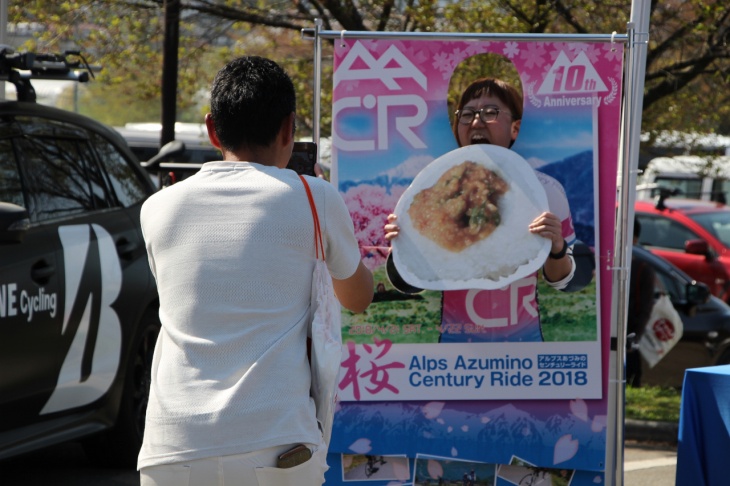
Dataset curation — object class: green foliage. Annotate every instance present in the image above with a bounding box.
[11,0,729,138]
[54,82,205,126]
[55,83,159,125]
[12,0,222,125]
[447,53,524,119]
[538,278,598,342]
[625,385,681,423]
[442,1,525,35]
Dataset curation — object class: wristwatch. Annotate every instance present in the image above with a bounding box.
[549,239,568,259]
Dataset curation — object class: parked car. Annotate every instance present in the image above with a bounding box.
[635,196,730,302]
[112,123,220,188]
[632,245,730,388]
[114,122,219,165]
[0,49,159,467]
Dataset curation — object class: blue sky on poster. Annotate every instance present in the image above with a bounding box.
[514,105,595,168]
[337,101,594,183]
[336,109,455,183]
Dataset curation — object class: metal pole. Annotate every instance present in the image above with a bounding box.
[303,29,627,44]
[312,18,323,156]
[0,0,6,45]
[0,0,8,101]
[161,0,180,148]
[605,1,651,485]
[604,22,635,485]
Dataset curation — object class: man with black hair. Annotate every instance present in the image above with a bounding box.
[138,56,373,485]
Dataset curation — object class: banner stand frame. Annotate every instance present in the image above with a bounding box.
[302,3,651,483]
[606,2,652,486]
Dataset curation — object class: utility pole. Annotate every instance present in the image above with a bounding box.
[0,0,8,100]
[160,0,180,147]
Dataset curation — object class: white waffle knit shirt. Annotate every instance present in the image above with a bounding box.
[137,161,361,469]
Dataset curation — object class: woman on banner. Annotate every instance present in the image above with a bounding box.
[384,77,593,342]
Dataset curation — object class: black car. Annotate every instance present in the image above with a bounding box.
[633,245,730,387]
[0,49,160,467]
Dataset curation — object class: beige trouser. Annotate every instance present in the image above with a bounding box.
[140,440,327,486]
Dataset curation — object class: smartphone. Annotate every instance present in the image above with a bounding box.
[287,142,318,176]
[277,444,312,469]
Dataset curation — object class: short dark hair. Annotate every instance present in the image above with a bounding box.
[209,56,296,152]
[452,78,523,147]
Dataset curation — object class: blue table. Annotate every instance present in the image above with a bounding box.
[676,365,730,485]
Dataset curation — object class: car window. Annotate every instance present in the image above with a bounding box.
[652,264,684,305]
[0,138,25,208]
[127,145,159,163]
[636,214,699,250]
[127,144,220,164]
[91,133,149,207]
[710,179,730,204]
[636,250,688,307]
[15,116,112,222]
[653,176,703,200]
[689,211,730,248]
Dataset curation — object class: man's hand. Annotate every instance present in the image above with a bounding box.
[314,162,327,180]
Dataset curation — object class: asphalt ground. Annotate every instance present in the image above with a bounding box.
[624,439,677,485]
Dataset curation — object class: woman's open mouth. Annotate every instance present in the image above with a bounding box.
[470,134,491,144]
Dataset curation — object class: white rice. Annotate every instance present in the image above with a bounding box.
[392,145,550,290]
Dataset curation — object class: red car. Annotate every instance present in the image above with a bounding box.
[635,198,730,302]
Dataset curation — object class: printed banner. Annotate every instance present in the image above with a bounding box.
[328,37,623,485]
[338,342,601,401]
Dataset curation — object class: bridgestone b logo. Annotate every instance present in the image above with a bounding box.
[41,224,122,415]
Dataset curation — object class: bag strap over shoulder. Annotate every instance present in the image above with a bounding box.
[299,175,325,262]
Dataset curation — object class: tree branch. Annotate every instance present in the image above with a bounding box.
[377,0,396,32]
[644,56,715,108]
[550,0,587,34]
[319,0,367,30]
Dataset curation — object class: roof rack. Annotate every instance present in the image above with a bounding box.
[0,46,98,102]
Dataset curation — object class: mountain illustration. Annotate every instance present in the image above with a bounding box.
[536,150,595,246]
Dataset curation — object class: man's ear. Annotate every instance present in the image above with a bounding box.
[280,112,295,147]
[205,114,222,149]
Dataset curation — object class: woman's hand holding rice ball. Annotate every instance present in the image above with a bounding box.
[528,211,572,283]
[528,211,563,251]
[384,214,400,242]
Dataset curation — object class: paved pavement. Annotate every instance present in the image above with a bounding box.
[624,439,677,485]
[623,419,678,485]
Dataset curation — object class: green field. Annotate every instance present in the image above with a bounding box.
[341,266,442,344]
[538,277,598,342]
[341,266,599,343]
[625,385,681,422]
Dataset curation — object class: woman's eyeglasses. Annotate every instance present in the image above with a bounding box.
[455,106,506,125]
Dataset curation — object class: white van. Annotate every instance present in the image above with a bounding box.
[637,155,730,204]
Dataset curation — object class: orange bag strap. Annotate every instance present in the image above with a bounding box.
[299,175,325,262]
